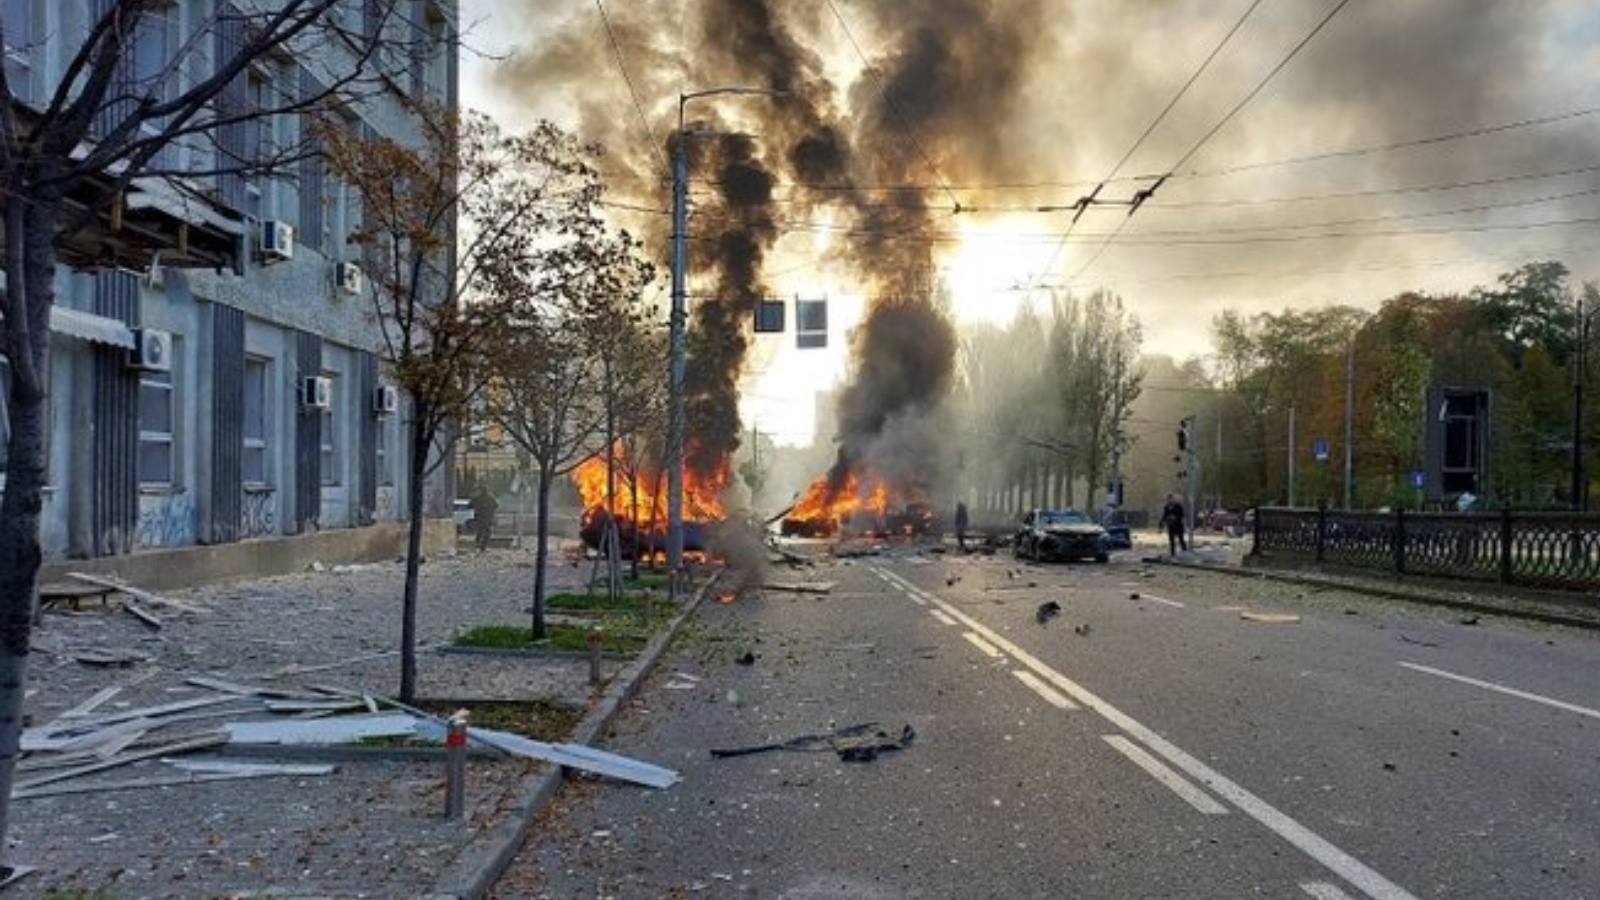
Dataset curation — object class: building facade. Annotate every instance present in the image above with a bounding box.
[1,0,459,570]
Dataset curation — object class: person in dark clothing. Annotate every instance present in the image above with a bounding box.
[1161,493,1188,555]
[954,502,970,552]
[470,489,498,552]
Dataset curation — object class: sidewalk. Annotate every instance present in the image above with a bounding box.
[1147,530,1600,631]
[6,545,714,900]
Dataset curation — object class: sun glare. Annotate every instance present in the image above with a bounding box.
[941,217,1062,326]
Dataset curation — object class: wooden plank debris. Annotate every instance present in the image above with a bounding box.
[761,581,838,594]
[168,759,336,777]
[121,600,162,630]
[72,648,153,667]
[224,712,419,745]
[66,572,205,614]
[1239,611,1301,625]
[13,731,228,793]
[460,725,680,789]
[56,685,126,720]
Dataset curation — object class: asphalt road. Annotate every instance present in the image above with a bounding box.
[492,544,1600,899]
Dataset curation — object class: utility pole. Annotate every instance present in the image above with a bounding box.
[1287,404,1298,507]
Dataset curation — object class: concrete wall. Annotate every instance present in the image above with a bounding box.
[40,518,456,593]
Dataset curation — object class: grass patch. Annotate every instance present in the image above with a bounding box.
[410,698,585,742]
[456,621,652,655]
[546,591,659,612]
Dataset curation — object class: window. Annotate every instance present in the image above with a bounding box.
[138,369,176,487]
[2,0,33,104]
[320,375,339,486]
[242,357,270,485]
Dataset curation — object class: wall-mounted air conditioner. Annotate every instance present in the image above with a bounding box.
[127,328,173,372]
[373,384,398,415]
[302,375,333,409]
[336,261,364,295]
[261,219,295,261]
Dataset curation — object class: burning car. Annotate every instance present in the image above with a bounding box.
[1014,508,1110,563]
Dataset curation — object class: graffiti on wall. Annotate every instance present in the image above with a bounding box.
[136,493,196,549]
[242,488,276,538]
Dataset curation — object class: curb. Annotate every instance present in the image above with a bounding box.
[427,569,725,900]
[1156,556,1600,631]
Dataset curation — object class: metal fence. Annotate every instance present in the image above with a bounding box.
[1252,506,1600,593]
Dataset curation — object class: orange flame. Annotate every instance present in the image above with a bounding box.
[572,442,729,527]
[784,469,902,536]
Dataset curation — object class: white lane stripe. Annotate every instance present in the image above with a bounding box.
[1013,669,1079,710]
[874,567,1419,900]
[962,631,1003,658]
[1104,734,1228,815]
[1137,593,1185,609]
[1302,882,1359,900]
[929,609,956,626]
[1400,662,1600,721]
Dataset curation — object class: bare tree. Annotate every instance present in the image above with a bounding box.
[482,191,657,639]
[0,0,413,863]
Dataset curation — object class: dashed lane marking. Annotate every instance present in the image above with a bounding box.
[929,609,957,626]
[1400,662,1600,721]
[873,566,1421,900]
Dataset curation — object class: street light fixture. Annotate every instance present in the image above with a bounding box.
[667,86,785,594]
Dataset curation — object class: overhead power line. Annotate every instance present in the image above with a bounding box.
[594,0,667,178]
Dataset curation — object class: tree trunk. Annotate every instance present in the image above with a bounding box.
[0,202,60,860]
[398,414,429,702]
[530,460,553,640]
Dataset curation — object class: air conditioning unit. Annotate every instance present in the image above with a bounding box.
[260,219,295,261]
[127,328,173,372]
[302,375,333,409]
[373,384,398,414]
[336,261,364,295]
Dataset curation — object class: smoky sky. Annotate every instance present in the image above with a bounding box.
[485,0,1598,447]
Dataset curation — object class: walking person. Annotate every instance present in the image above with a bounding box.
[470,488,498,553]
[1161,493,1188,555]
[954,501,970,553]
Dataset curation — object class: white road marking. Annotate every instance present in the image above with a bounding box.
[1103,734,1228,815]
[1013,669,1079,710]
[929,609,956,626]
[962,631,1003,658]
[874,567,1420,900]
[1302,882,1359,900]
[1400,662,1600,721]
[1137,593,1185,609]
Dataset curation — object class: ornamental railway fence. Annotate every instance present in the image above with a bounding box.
[1251,506,1600,595]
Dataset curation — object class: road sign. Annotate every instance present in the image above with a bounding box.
[1313,438,1330,462]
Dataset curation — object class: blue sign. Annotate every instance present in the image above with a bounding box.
[1410,470,1425,488]
[1312,438,1330,462]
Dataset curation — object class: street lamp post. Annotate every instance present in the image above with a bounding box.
[1573,293,1595,513]
[667,87,783,594]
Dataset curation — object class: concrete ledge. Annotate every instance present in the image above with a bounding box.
[40,519,457,592]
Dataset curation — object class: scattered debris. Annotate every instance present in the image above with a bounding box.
[946,576,961,587]
[1239,612,1301,625]
[1458,615,1481,626]
[1073,623,1092,636]
[735,652,756,666]
[710,722,915,763]
[121,600,162,630]
[1035,601,1062,625]
[225,712,419,745]
[72,648,153,668]
[761,581,838,594]
[460,725,680,788]
[66,572,204,614]
[1128,592,1141,600]
[1399,634,1441,648]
